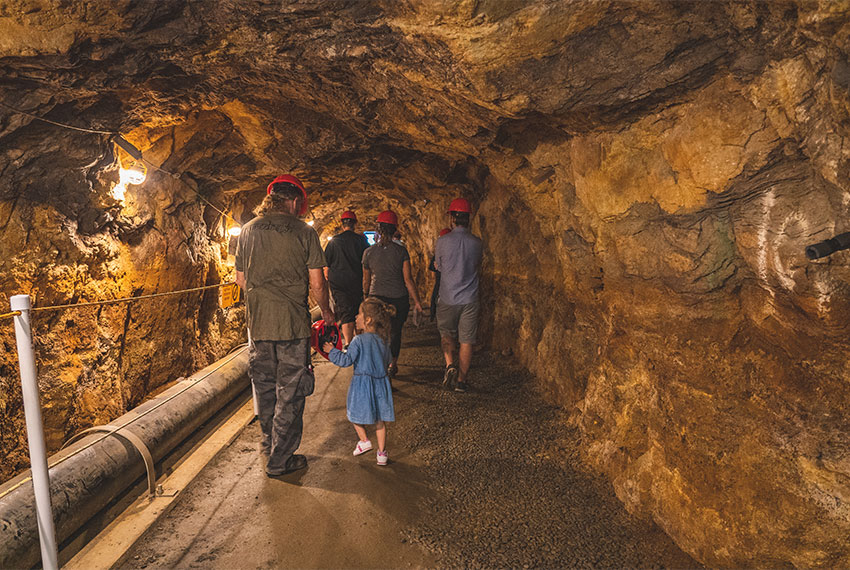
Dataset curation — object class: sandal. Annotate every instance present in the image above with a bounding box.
[442,364,458,389]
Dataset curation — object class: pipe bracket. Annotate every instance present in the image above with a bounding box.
[61,425,157,496]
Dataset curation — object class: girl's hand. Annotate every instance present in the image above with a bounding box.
[322,342,334,353]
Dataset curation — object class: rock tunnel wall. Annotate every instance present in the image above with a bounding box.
[465,9,850,565]
[1,1,850,566]
[473,120,850,567]
[0,114,247,482]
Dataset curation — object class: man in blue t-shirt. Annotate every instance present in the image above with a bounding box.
[434,198,483,393]
[324,210,369,347]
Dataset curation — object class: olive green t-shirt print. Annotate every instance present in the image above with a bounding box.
[235,213,327,341]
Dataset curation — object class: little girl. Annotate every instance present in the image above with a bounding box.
[324,297,396,465]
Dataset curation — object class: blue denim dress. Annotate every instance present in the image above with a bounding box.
[328,333,395,424]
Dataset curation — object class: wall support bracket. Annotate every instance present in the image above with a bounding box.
[62,425,157,497]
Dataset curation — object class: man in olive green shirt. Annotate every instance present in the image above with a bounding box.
[235,174,333,476]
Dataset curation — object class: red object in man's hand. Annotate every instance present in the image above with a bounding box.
[311,319,342,360]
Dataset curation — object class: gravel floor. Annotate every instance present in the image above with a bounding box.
[121,321,699,569]
[391,322,699,569]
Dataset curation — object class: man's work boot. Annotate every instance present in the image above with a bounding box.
[266,454,308,477]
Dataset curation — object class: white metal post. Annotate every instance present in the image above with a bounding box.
[10,294,59,570]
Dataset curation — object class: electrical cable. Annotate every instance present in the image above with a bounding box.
[0,101,119,135]
[140,158,237,225]
[0,101,238,227]
[0,311,21,320]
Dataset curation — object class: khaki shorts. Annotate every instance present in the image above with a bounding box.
[437,299,480,344]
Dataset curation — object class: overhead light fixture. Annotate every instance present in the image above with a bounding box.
[119,162,147,185]
[111,163,146,203]
[114,135,143,160]
[228,226,242,237]
[111,184,126,202]
[110,137,146,203]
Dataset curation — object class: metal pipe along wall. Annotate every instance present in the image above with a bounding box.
[0,347,250,569]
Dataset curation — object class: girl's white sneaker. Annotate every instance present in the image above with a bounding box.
[377,450,388,466]
[353,439,372,456]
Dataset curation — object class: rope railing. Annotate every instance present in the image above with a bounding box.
[1,282,237,319]
[0,280,244,496]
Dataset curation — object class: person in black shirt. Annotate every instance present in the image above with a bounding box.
[324,210,370,346]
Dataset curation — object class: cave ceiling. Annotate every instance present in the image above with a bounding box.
[1,0,825,229]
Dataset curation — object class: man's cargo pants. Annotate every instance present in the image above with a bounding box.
[249,338,315,474]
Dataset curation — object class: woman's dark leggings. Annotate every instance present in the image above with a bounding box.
[375,295,410,358]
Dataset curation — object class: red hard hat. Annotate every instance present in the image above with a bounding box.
[310,319,342,360]
[341,210,357,221]
[376,210,398,225]
[448,198,471,213]
[266,174,309,216]
[439,228,451,237]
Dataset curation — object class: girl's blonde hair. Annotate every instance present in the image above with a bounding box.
[360,297,396,345]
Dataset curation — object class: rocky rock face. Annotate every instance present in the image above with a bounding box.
[1,1,849,566]
[0,116,246,480]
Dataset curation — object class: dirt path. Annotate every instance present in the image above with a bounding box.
[122,323,697,569]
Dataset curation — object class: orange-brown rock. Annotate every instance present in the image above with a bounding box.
[2,1,850,566]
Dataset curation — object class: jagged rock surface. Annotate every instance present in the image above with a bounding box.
[1,1,849,566]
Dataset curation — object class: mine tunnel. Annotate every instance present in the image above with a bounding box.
[2,1,850,568]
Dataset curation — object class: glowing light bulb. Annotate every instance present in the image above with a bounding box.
[119,163,147,185]
[111,183,126,201]
[307,220,315,226]
[228,226,242,237]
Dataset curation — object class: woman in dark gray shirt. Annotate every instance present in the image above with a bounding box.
[362,210,423,379]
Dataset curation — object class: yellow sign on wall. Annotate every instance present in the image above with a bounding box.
[221,283,242,308]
